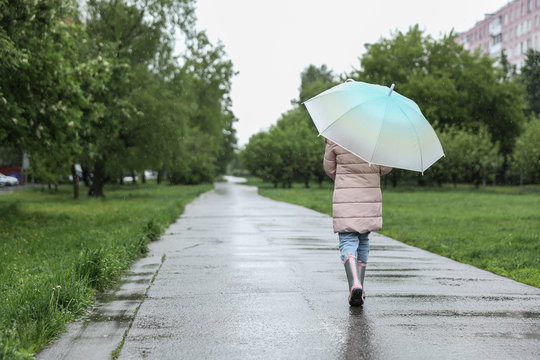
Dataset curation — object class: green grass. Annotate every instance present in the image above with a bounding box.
[0,183,211,359]
[245,179,540,288]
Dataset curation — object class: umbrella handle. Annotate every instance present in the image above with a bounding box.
[388,83,395,96]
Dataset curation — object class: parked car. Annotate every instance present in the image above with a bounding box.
[0,173,19,186]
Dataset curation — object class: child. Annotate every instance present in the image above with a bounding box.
[323,139,392,306]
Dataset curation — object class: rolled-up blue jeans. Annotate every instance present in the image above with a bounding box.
[339,232,370,264]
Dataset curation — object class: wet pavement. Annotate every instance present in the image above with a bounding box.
[39,177,540,359]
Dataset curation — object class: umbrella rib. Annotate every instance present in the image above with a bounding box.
[396,105,424,172]
[368,99,391,164]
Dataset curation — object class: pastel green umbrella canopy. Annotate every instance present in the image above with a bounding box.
[304,80,444,173]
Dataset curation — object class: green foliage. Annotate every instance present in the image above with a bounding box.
[251,181,540,288]
[241,108,326,188]
[350,25,527,158]
[243,28,533,188]
[428,126,502,186]
[1,0,236,198]
[81,1,236,196]
[0,183,211,356]
[0,0,85,176]
[520,49,540,116]
[297,64,338,104]
[241,65,334,187]
[513,115,540,183]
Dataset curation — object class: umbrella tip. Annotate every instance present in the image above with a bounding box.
[388,83,395,96]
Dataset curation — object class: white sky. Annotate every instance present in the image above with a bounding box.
[192,0,510,146]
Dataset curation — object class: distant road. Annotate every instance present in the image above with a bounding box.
[0,184,39,193]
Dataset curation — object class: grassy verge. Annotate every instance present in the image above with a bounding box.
[245,179,540,288]
[0,183,211,359]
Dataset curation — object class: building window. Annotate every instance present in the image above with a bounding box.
[493,34,502,45]
[529,0,533,12]
[505,14,508,25]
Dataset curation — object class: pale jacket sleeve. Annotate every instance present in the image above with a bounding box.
[323,143,337,180]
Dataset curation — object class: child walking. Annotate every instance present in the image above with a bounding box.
[323,139,392,306]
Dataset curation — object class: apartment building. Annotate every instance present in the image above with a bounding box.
[457,0,540,69]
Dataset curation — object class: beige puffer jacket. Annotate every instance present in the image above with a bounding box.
[324,141,392,234]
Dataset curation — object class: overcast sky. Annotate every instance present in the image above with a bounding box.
[192,0,510,146]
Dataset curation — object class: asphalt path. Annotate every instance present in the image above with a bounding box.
[39,177,540,359]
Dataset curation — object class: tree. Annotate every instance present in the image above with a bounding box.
[0,0,85,188]
[513,115,540,184]
[499,50,517,80]
[177,32,237,179]
[520,49,540,116]
[349,26,526,161]
[241,131,285,187]
[429,125,502,187]
[297,64,338,104]
[81,0,196,196]
[81,0,237,194]
[242,64,335,186]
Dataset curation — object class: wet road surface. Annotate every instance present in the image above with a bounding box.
[39,178,540,359]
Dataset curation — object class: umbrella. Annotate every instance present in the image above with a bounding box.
[303,79,444,173]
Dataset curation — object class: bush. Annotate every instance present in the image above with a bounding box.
[513,115,540,184]
[426,125,502,186]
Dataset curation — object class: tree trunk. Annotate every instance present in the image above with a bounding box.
[157,171,163,184]
[142,171,146,184]
[82,165,92,187]
[131,170,137,184]
[71,163,79,199]
[88,159,106,197]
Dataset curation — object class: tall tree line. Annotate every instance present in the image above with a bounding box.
[0,0,237,197]
[241,27,540,187]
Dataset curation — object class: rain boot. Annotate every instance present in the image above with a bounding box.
[344,253,363,306]
[358,261,367,302]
